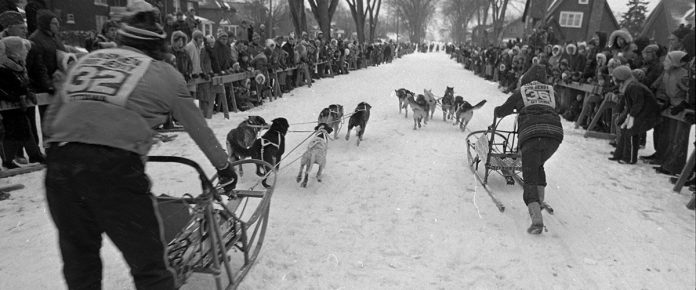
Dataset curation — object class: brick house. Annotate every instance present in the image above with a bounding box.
[523,0,620,42]
[44,0,113,32]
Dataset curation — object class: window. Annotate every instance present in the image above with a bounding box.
[559,11,583,28]
[66,14,75,24]
[579,0,589,4]
[94,0,108,6]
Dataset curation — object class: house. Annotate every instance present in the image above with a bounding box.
[44,0,111,32]
[522,0,620,42]
[640,0,695,46]
[501,18,525,42]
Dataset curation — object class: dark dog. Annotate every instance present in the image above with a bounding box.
[453,97,487,132]
[236,117,289,187]
[439,87,455,120]
[296,123,333,187]
[395,88,414,117]
[226,116,268,176]
[317,104,344,139]
[345,102,372,146]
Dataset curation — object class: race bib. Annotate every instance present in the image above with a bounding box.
[61,48,152,107]
[520,81,556,109]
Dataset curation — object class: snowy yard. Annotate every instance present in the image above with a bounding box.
[0,52,693,290]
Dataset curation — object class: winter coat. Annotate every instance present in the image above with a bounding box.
[0,64,34,141]
[618,79,660,135]
[494,65,563,146]
[184,40,202,74]
[641,58,663,89]
[26,11,66,94]
[212,39,233,72]
[23,0,45,35]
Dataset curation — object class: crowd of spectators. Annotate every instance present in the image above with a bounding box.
[0,4,415,171]
[447,24,695,191]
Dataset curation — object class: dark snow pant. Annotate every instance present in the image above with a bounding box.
[521,137,561,205]
[661,119,691,174]
[45,143,176,290]
[613,129,641,164]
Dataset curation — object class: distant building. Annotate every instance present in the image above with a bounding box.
[640,0,695,46]
[523,0,620,42]
[44,0,112,32]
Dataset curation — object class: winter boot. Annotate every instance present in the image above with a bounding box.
[527,202,544,235]
[537,186,554,213]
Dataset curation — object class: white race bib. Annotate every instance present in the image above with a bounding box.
[61,48,152,107]
[520,81,556,109]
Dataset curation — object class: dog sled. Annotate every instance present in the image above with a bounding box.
[151,156,276,290]
[466,114,523,212]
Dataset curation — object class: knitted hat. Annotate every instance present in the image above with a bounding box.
[217,30,228,39]
[117,0,166,41]
[191,29,204,40]
[611,65,633,81]
[520,64,547,86]
[642,44,659,55]
[0,11,24,29]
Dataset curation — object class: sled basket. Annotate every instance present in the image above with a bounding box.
[149,156,276,290]
[466,114,523,185]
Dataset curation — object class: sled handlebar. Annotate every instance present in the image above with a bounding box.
[147,156,216,194]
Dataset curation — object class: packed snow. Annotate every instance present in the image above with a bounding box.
[0,52,694,290]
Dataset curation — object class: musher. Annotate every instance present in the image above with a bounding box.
[494,64,564,234]
[42,2,236,289]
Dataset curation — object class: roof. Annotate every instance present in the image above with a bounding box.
[640,0,695,36]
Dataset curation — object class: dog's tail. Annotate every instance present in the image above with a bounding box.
[472,100,487,110]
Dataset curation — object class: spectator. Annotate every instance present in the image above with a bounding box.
[0,10,26,38]
[24,0,46,35]
[640,44,663,88]
[653,51,690,175]
[608,65,660,164]
[86,20,118,52]
[0,0,19,16]
[0,36,45,169]
[172,11,191,39]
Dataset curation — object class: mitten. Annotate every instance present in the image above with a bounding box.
[217,162,238,194]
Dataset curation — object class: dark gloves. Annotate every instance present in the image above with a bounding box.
[670,101,689,115]
[217,163,238,194]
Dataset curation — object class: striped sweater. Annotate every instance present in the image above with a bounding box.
[494,86,564,146]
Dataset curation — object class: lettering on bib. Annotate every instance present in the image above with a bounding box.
[520,81,556,109]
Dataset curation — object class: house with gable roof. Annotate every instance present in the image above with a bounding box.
[522,0,620,42]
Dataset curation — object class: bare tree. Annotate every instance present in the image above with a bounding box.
[307,0,340,38]
[289,0,308,36]
[391,0,436,43]
[442,0,476,43]
[490,0,511,43]
[366,0,382,42]
[346,0,368,43]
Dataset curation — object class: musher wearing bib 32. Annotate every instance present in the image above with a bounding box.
[494,64,564,235]
[42,3,236,289]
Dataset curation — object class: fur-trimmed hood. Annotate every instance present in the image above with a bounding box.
[608,29,632,49]
[552,45,562,56]
[170,30,187,46]
[565,43,577,55]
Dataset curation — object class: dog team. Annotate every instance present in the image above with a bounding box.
[396,87,487,131]
[225,101,372,188]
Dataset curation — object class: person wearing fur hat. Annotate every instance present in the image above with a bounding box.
[608,65,660,164]
[86,20,118,52]
[42,2,237,289]
[170,30,192,81]
[0,36,45,169]
[608,29,638,67]
[494,64,563,234]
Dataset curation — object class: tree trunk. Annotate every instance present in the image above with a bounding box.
[289,0,307,36]
[346,0,366,43]
[367,0,381,42]
[308,0,339,39]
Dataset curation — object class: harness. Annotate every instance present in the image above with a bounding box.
[260,131,282,159]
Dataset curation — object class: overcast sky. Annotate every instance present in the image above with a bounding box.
[606,0,660,18]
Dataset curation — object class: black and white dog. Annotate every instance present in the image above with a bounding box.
[317,104,344,139]
[453,96,487,132]
[395,88,414,117]
[236,117,289,187]
[345,102,372,146]
[296,123,333,187]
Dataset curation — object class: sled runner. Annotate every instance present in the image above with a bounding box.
[466,114,556,214]
[150,156,276,290]
[0,184,24,200]
[0,164,45,179]
[466,114,523,212]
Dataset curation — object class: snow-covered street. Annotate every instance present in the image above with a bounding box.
[0,52,694,290]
